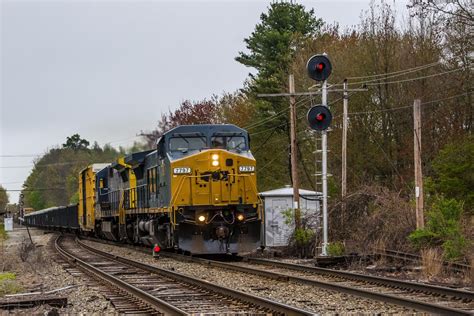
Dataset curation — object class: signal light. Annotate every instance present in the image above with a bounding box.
[307,55,332,81]
[153,244,161,258]
[307,105,332,131]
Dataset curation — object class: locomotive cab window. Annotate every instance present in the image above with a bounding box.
[211,136,225,149]
[169,136,206,155]
[157,138,166,159]
[211,135,248,151]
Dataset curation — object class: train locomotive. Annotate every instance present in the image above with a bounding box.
[25,124,262,255]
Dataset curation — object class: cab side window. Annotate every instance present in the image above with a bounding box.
[211,136,225,149]
[157,138,166,159]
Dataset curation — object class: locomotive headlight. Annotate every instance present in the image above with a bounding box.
[211,160,219,167]
[173,167,191,174]
[236,214,245,221]
[211,154,219,161]
[239,166,255,173]
[198,215,206,222]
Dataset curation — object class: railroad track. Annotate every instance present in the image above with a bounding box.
[374,249,472,274]
[56,235,312,315]
[160,252,474,315]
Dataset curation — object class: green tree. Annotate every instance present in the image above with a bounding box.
[24,137,121,210]
[62,134,90,150]
[431,136,474,212]
[0,186,9,212]
[236,2,322,87]
[236,2,323,192]
[236,2,322,131]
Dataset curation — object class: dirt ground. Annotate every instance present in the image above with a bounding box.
[0,226,116,315]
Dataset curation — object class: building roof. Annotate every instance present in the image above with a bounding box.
[259,186,322,197]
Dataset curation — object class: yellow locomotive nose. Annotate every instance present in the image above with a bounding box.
[211,154,219,166]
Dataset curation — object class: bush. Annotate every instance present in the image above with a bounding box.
[281,208,318,258]
[327,241,345,256]
[329,185,416,252]
[409,196,467,261]
[294,228,314,247]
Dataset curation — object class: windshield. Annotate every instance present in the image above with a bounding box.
[211,135,247,151]
[169,136,206,153]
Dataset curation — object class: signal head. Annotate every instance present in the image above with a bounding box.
[307,105,332,131]
[307,55,332,81]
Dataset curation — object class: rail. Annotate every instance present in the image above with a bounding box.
[160,252,473,315]
[73,236,313,315]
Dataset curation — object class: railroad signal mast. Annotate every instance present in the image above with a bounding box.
[306,54,332,256]
[257,54,365,256]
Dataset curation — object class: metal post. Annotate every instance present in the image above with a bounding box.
[321,80,328,256]
[341,79,348,230]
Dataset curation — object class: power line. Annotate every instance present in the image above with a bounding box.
[0,154,42,158]
[0,161,89,169]
[347,92,471,116]
[258,154,282,172]
[345,61,441,80]
[4,188,66,192]
[362,67,467,86]
[245,96,311,131]
[252,126,279,154]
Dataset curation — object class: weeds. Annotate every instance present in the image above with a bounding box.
[327,241,345,256]
[420,248,444,279]
[0,272,15,282]
[0,225,7,240]
[0,272,22,296]
[19,237,35,263]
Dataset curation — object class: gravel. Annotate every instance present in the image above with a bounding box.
[82,239,416,314]
[1,228,116,315]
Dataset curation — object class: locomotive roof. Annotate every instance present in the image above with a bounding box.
[163,124,247,138]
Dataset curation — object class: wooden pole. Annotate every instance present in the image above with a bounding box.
[289,74,301,229]
[413,99,424,229]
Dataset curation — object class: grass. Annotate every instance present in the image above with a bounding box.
[421,248,444,279]
[0,272,16,282]
[0,225,7,240]
[0,272,22,296]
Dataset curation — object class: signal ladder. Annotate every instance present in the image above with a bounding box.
[313,130,331,255]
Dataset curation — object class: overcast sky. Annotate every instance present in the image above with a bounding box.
[1,0,408,203]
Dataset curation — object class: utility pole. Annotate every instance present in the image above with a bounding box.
[289,74,301,229]
[413,99,424,229]
[341,79,348,229]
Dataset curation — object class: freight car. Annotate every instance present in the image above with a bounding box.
[24,205,79,231]
[26,124,262,255]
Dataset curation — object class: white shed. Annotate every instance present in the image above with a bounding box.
[260,186,321,247]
